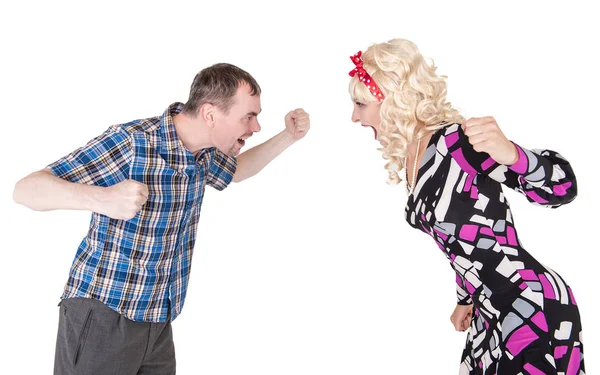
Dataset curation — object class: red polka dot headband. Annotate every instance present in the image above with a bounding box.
[349,51,384,102]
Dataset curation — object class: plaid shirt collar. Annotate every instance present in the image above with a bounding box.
[158,102,212,169]
[159,102,187,153]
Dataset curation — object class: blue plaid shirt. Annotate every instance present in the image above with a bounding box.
[48,102,237,322]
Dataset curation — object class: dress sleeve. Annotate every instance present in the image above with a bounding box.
[455,272,473,305]
[444,124,577,208]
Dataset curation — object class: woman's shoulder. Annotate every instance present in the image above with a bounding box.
[429,122,463,150]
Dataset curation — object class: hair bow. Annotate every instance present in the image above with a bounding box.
[349,51,384,101]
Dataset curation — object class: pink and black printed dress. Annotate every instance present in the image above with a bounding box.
[405,124,584,374]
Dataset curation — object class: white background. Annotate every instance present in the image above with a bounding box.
[1,1,598,373]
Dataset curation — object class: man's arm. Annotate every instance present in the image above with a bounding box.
[234,108,310,182]
[13,126,148,220]
[14,168,102,212]
[13,169,148,220]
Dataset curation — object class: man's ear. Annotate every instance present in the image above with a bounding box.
[200,103,216,128]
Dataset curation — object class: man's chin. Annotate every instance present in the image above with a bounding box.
[226,145,241,157]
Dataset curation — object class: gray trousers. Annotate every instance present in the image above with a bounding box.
[54,298,176,375]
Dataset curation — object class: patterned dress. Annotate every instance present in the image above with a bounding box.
[405,124,584,374]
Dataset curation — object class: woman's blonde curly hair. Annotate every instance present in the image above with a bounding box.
[349,38,465,184]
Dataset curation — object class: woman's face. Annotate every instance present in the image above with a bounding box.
[351,100,382,140]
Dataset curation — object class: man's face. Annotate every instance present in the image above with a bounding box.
[212,83,262,156]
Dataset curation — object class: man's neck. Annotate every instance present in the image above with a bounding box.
[172,112,213,155]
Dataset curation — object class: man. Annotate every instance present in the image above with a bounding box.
[13,63,310,374]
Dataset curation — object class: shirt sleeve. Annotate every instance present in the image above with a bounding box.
[47,125,132,187]
[444,124,577,208]
[206,148,237,191]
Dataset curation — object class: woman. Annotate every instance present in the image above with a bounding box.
[348,39,584,374]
